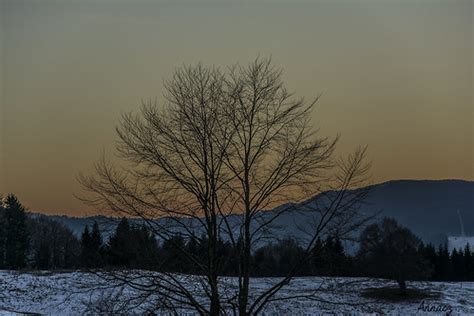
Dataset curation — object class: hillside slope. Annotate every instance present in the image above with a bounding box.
[46,179,474,247]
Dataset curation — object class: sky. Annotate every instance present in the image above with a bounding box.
[0,0,472,216]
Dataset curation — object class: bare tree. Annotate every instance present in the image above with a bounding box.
[78,57,372,315]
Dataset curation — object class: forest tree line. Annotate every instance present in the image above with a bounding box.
[1,194,473,282]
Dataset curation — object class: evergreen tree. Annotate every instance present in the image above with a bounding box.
[0,198,5,268]
[63,229,81,269]
[420,243,438,279]
[276,239,305,276]
[464,244,473,281]
[310,237,324,275]
[80,225,91,267]
[90,221,104,267]
[451,248,465,281]
[91,222,103,250]
[133,225,159,269]
[107,218,132,267]
[80,221,103,268]
[217,239,236,276]
[161,234,187,272]
[252,243,278,277]
[325,236,347,276]
[310,236,350,277]
[251,239,305,277]
[3,194,29,269]
[321,237,334,275]
[436,244,451,281]
[185,236,200,274]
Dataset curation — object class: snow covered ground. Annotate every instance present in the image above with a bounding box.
[0,270,473,315]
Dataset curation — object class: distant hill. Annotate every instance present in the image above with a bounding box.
[356,179,474,244]
[42,179,474,248]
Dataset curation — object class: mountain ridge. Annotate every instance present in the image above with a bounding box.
[29,179,474,247]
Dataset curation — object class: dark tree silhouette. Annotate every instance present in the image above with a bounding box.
[0,196,5,268]
[80,225,91,267]
[464,244,474,281]
[160,234,187,273]
[107,218,131,267]
[0,195,80,270]
[78,57,371,315]
[3,194,29,269]
[90,221,104,266]
[451,248,465,281]
[252,238,306,277]
[357,217,431,295]
[80,222,103,268]
[419,243,438,279]
[106,218,160,269]
[436,243,451,281]
[29,215,80,270]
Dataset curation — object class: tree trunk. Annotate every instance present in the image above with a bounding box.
[209,216,221,316]
[397,278,407,296]
[238,156,252,316]
[210,290,221,316]
[238,222,251,316]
